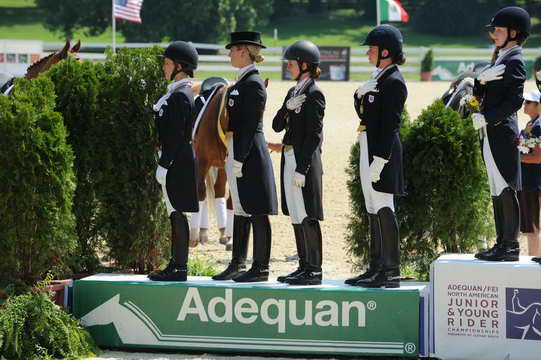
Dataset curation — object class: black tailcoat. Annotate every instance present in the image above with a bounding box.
[353,65,407,195]
[155,84,199,212]
[226,69,278,215]
[473,48,525,191]
[272,79,325,220]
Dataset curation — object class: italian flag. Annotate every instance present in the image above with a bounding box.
[378,0,409,23]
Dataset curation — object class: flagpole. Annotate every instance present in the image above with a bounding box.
[112,0,116,54]
[376,0,381,26]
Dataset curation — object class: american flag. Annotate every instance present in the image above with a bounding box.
[113,0,143,23]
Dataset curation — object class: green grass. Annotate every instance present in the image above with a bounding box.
[259,10,488,49]
[0,0,34,7]
[0,1,125,42]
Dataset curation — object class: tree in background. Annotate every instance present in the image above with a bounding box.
[35,0,273,43]
[411,0,523,36]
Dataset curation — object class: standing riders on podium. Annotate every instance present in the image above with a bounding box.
[346,25,408,288]
[272,40,326,286]
[472,7,530,262]
[212,32,279,283]
[149,41,199,282]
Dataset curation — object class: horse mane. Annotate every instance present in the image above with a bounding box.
[194,85,228,168]
[24,40,81,80]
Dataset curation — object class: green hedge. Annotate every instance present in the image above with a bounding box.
[91,47,170,272]
[0,77,76,286]
[47,58,103,273]
[346,101,493,280]
[1,47,175,287]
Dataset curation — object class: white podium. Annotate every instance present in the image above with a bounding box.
[431,254,541,360]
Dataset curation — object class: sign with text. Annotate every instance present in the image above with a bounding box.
[74,274,425,357]
[431,254,541,360]
[282,46,350,81]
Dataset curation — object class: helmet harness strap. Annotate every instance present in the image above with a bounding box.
[295,59,311,81]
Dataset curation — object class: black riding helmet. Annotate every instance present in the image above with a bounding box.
[162,41,199,80]
[284,40,320,80]
[363,24,403,67]
[486,7,531,47]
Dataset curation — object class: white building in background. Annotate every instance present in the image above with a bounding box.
[0,40,43,79]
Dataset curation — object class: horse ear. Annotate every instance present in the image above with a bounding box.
[59,40,70,57]
[71,40,81,53]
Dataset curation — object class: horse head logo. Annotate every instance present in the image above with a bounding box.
[80,294,122,327]
[79,294,160,345]
[506,288,541,340]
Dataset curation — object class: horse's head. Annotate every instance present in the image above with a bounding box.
[24,40,81,80]
[80,294,121,327]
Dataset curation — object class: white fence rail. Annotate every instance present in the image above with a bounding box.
[44,42,541,74]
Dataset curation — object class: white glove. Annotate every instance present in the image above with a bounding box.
[369,156,388,183]
[155,165,168,185]
[286,94,306,111]
[477,64,505,85]
[355,78,379,99]
[293,172,305,187]
[472,113,487,130]
[233,160,243,178]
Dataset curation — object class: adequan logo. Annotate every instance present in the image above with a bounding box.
[506,287,541,340]
[177,288,369,333]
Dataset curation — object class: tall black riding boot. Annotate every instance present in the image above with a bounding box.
[477,188,520,261]
[277,224,306,283]
[234,215,271,282]
[475,196,503,259]
[356,207,400,288]
[345,213,382,285]
[149,211,189,281]
[287,218,322,285]
[212,215,250,280]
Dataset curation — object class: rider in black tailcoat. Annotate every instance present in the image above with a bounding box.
[212,32,278,283]
[472,7,530,262]
[149,41,199,282]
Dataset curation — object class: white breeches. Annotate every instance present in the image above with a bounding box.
[161,184,175,216]
[482,136,509,196]
[225,137,249,217]
[283,148,309,224]
[225,209,234,237]
[358,132,394,214]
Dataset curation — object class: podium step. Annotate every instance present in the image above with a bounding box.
[431,254,541,360]
[74,274,429,357]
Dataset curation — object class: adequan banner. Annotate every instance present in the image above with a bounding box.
[74,274,425,357]
[431,254,541,360]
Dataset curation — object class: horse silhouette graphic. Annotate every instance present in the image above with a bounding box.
[506,288,541,340]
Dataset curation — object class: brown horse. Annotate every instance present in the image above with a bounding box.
[192,79,269,203]
[1,40,81,95]
[25,40,81,80]
[192,84,230,202]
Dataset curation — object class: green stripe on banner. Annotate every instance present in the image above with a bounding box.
[380,0,389,21]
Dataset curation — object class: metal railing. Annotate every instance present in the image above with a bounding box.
[43,42,541,74]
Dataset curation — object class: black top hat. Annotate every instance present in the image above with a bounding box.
[225,31,266,49]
